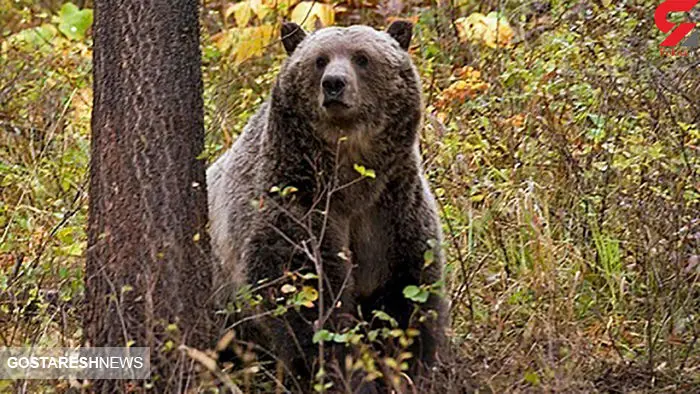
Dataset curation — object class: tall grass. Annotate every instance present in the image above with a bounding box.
[1,0,698,392]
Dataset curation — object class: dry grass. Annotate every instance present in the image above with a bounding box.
[1,0,698,392]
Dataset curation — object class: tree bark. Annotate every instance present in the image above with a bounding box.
[85,1,212,391]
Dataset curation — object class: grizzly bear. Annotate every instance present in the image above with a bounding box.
[207,21,446,389]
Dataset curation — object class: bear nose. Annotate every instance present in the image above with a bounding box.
[322,75,346,98]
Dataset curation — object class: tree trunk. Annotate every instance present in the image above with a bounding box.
[85,1,212,391]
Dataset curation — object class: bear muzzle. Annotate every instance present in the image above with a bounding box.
[322,75,346,100]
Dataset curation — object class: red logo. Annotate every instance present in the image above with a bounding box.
[655,0,698,46]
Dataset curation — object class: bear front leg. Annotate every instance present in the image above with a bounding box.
[381,192,447,374]
[244,211,355,385]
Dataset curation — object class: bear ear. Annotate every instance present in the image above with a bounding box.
[386,20,413,51]
[281,22,307,55]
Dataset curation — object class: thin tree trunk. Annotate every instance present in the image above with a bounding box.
[85,1,212,391]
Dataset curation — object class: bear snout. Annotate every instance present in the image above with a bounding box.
[318,58,357,111]
[321,74,354,111]
[322,75,346,99]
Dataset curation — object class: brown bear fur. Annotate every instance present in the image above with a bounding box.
[207,21,447,390]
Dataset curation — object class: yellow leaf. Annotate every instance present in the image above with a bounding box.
[249,0,271,20]
[290,1,334,30]
[504,113,525,128]
[223,3,235,20]
[236,25,274,63]
[263,0,298,11]
[455,12,514,48]
[483,12,514,47]
[301,286,319,301]
[457,66,481,80]
[455,13,487,42]
[225,2,253,27]
[214,26,275,64]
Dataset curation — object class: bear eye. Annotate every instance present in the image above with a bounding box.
[315,56,329,69]
[354,53,369,67]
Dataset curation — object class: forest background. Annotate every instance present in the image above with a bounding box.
[1,0,698,392]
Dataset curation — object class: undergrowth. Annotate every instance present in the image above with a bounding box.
[1,0,698,392]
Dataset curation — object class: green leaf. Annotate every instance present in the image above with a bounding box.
[300,272,318,280]
[470,193,485,202]
[403,285,429,303]
[332,333,349,343]
[313,381,334,392]
[162,340,175,352]
[403,285,420,298]
[312,329,333,343]
[372,310,398,327]
[281,186,298,197]
[56,227,75,244]
[293,286,318,308]
[58,3,93,41]
[524,370,540,385]
[353,163,376,179]
[423,249,435,267]
[5,24,59,51]
[587,114,605,128]
[368,330,379,341]
[273,305,287,316]
[60,241,85,257]
[388,329,404,338]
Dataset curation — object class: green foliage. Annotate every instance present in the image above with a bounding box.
[414,0,698,390]
[56,2,93,41]
[3,24,59,51]
[403,284,430,303]
[1,4,92,374]
[312,329,334,344]
[353,163,376,179]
